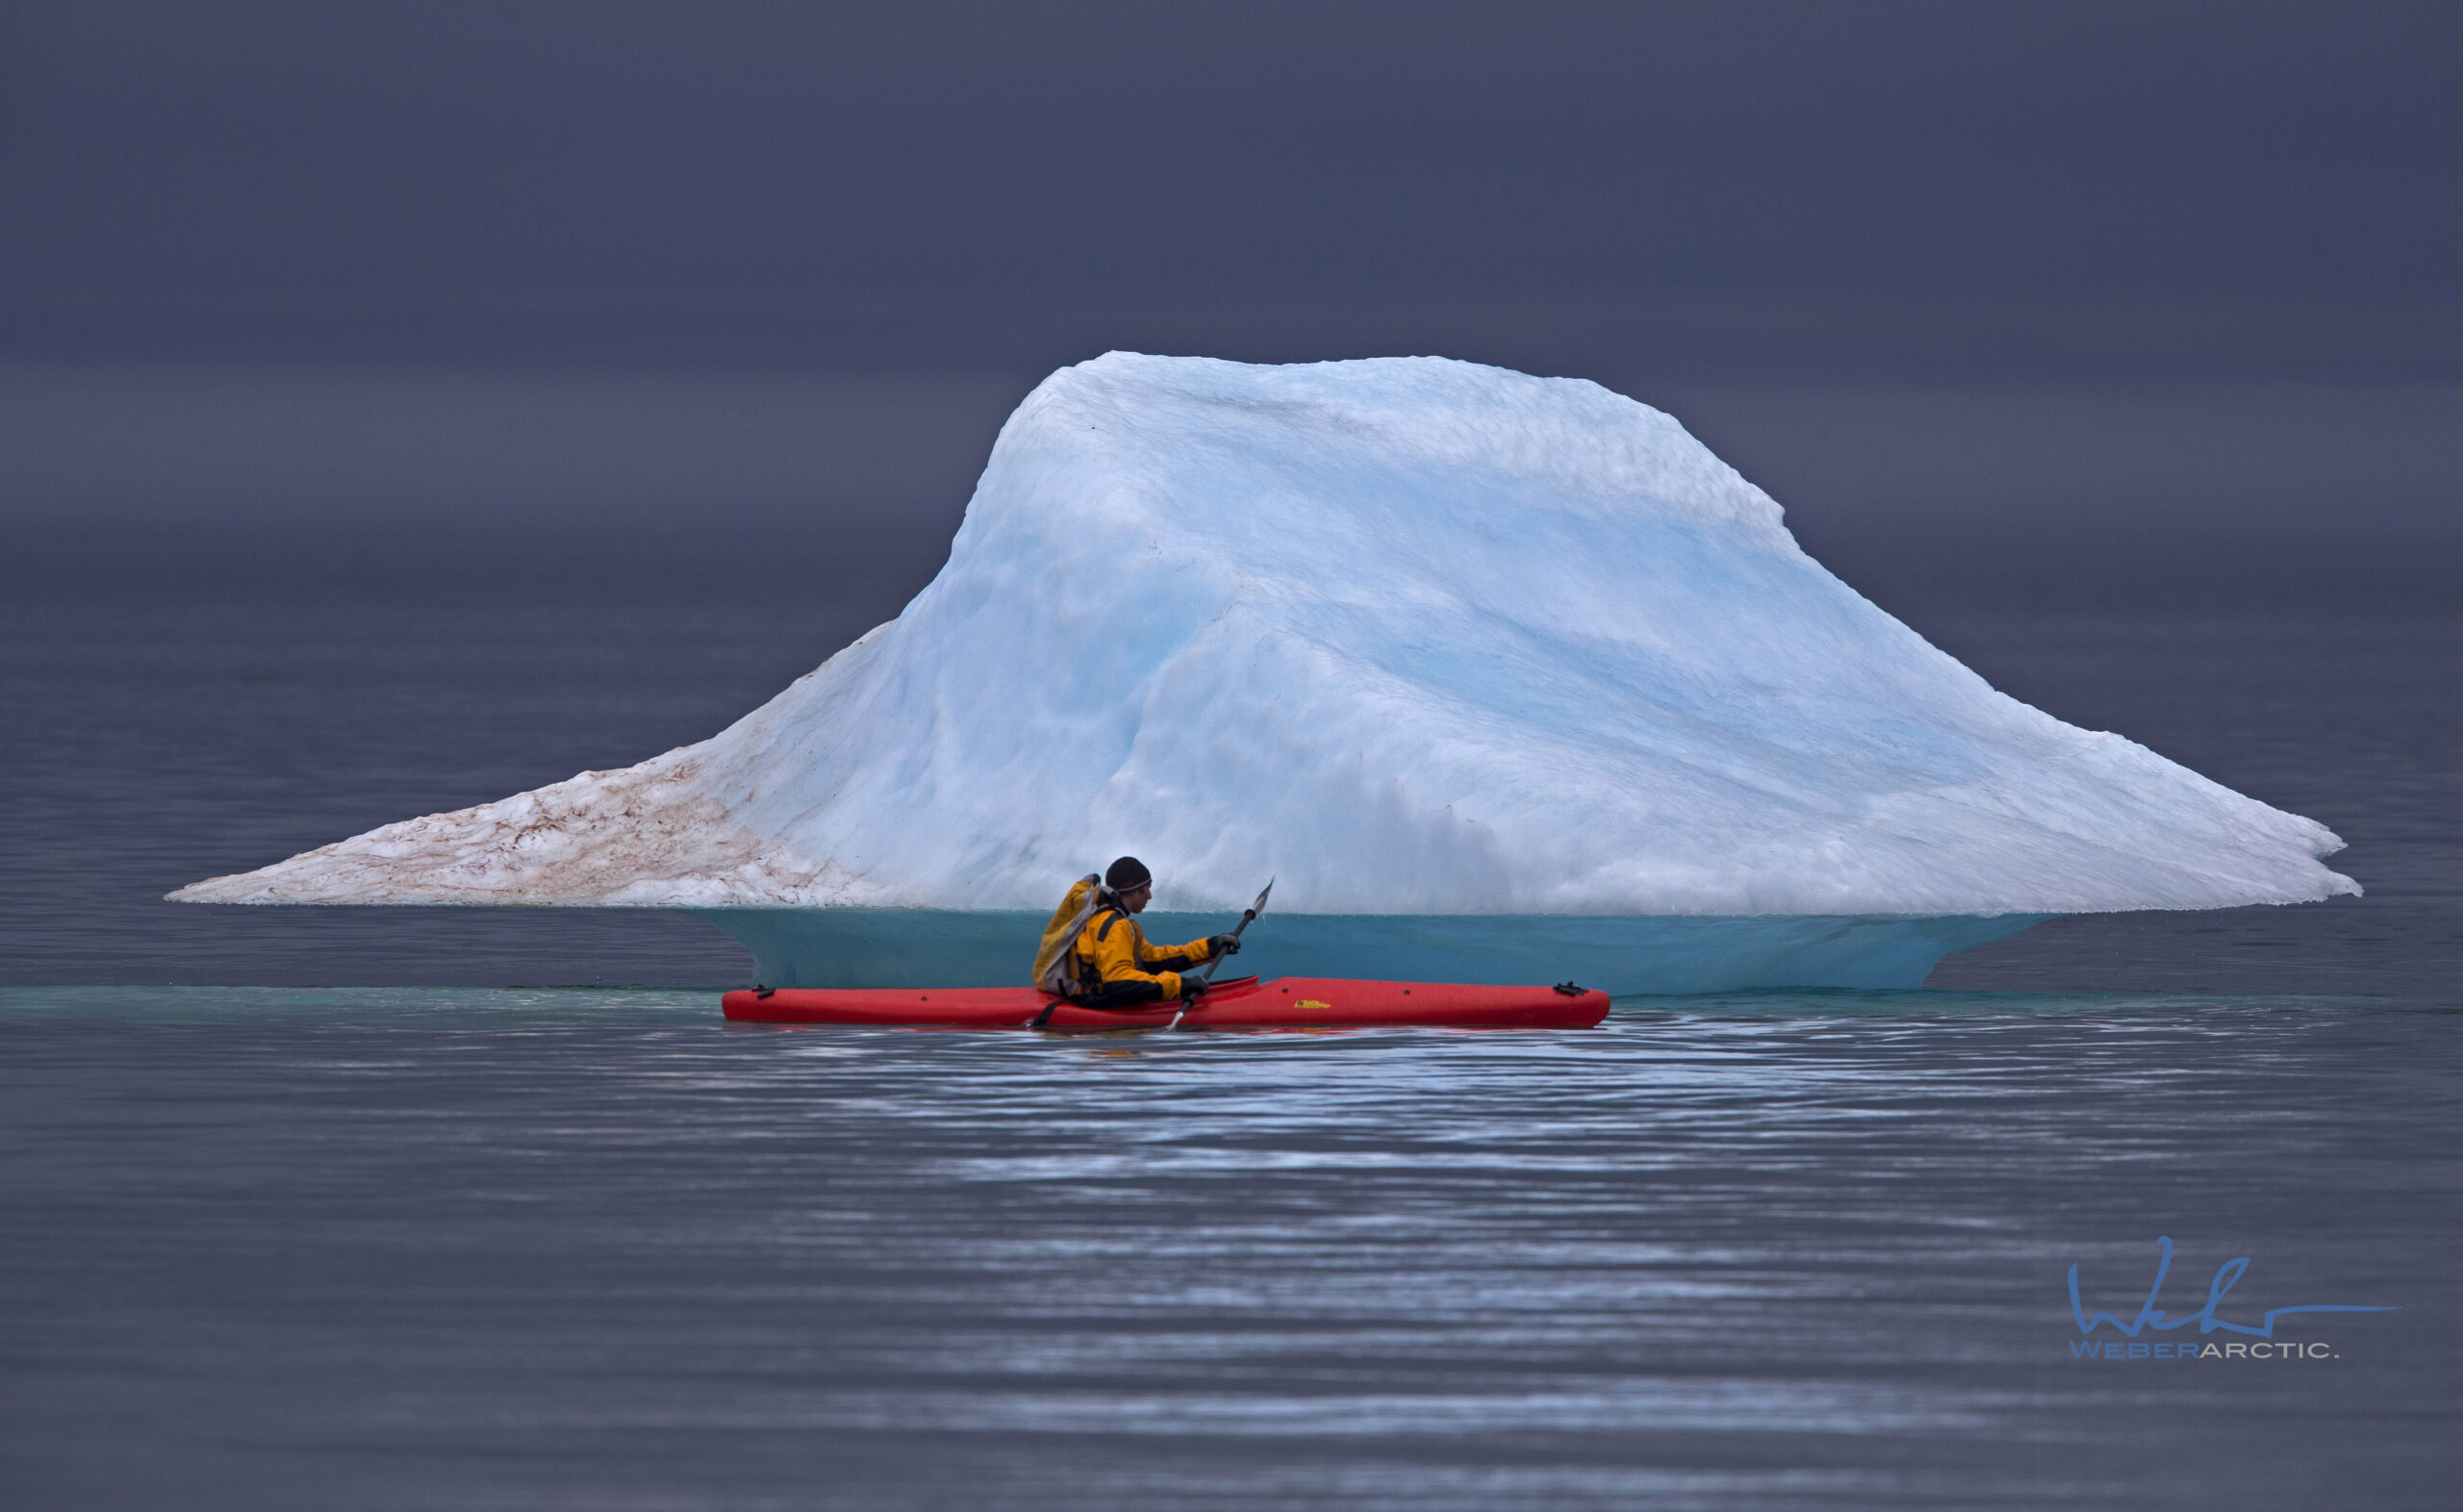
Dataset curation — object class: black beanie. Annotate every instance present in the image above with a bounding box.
[1105,856,1153,891]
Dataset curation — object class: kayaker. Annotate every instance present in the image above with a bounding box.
[1031,856,1241,1008]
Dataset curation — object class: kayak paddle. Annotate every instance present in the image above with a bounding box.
[1199,877,1273,983]
[1166,878,1273,1031]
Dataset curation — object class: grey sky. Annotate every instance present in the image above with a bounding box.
[8,1,2457,376]
[3,2,2457,536]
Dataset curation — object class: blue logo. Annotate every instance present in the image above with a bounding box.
[2067,1237,2395,1354]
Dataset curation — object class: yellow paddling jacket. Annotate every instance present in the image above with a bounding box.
[1031,874,1219,1000]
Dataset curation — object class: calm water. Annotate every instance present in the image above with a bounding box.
[3,527,2458,1507]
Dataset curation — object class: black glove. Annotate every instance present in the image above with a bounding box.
[1206,933,1242,957]
[1180,975,1209,998]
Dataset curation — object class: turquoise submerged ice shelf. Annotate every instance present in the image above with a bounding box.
[694,909,2050,995]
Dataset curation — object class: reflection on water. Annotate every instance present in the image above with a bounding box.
[3,988,2454,1509]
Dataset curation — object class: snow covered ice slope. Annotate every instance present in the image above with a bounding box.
[174,353,2357,992]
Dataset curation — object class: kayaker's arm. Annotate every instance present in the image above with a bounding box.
[1133,929,1217,972]
[1083,912,1206,999]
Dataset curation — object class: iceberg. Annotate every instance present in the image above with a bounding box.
[174,353,2357,992]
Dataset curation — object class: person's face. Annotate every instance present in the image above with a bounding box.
[1123,883,1152,914]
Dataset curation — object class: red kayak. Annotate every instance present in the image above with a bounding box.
[722,974,1610,1031]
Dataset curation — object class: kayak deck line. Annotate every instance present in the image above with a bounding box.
[721,975,1610,1031]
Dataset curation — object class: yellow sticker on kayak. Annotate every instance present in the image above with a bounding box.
[1296,998,1333,1010]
